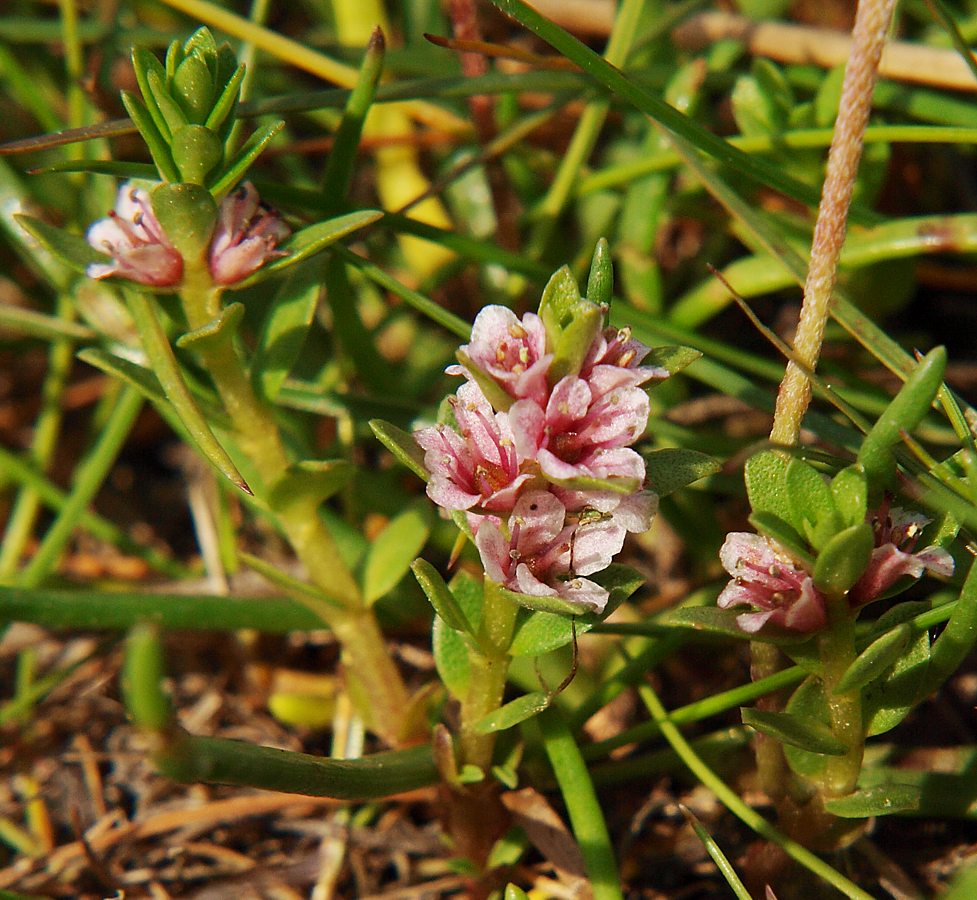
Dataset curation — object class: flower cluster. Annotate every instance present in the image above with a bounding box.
[416,305,667,613]
[87,182,289,288]
[718,502,954,634]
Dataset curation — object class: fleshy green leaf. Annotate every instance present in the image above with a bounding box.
[742,707,847,756]
[858,345,947,492]
[229,209,383,289]
[835,623,914,695]
[831,465,869,529]
[433,572,484,697]
[209,119,285,200]
[508,564,642,656]
[16,214,108,275]
[824,784,921,818]
[369,419,428,481]
[786,457,840,550]
[267,460,355,511]
[644,447,720,497]
[252,263,321,400]
[924,554,977,695]
[472,691,550,734]
[175,301,244,351]
[361,502,432,605]
[812,522,874,597]
[643,344,701,376]
[411,559,473,634]
[864,626,931,736]
[121,90,180,182]
[745,450,792,524]
[585,237,613,306]
[542,472,640,496]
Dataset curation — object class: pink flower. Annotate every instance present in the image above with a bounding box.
[414,382,533,513]
[475,490,626,613]
[717,533,827,634]
[451,306,552,405]
[848,503,954,606]
[509,374,649,487]
[86,183,184,287]
[209,182,290,285]
[580,325,668,390]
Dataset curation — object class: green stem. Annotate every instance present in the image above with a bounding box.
[178,265,412,744]
[458,580,518,771]
[818,595,863,798]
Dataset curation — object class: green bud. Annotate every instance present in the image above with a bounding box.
[182,27,219,78]
[812,522,874,598]
[173,56,214,124]
[171,124,223,184]
[539,265,604,384]
[151,182,218,260]
[586,237,613,306]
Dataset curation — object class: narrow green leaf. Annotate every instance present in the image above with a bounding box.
[369,418,428,481]
[29,160,158,180]
[77,347,168,408]
[812,522,874,597]
[857,346,947,491]
[863,626,931,736]
[585,237,613,306]
[121,91,180,182]
[411,559,473,634]
[209,119,284,200]
[229,209,383,289]
[543,472,640,496]
[126,290,250,494]
[15,213,108,275]
[644,447,720,497]
[433,572,484,696]
[253,263,321,400]
[362,502,432,605]
[146,69,189,134]
[132,46,173,140]
[824,784,921,818]
[204,63,245,132]
[123,624,172,732]
[741,707,847,756]
[238,550,343,612]
[681,806,752,900]
[155,733,439,799]
[174,301,245,350]
[924,554,977,695]
[267,460,355,511]
[835,623,913,695]
[472,692,550,734]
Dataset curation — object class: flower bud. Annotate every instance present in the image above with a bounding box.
[171,124,223,184]
[539,266,604,384]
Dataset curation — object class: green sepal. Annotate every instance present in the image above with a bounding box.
[644,447,720,496]
[831,464,869,528]
[151,182,217,259]
[361,501,432,605]
[786,457,840,551]
[267,459,355,511]
[123,623,173,732]
[858,345,947,493]
[741,707,847,756]
[175,302,244,351]
[173,55,214,124]
[208,120,285,202]
[745,450,791,524]
[171,124,224,184]
[228,209,384,289]
[120,91,180,182]
[812,522,874,597]
[835,623,913,695]
[643,345,701,376]
[823,784,921,818]
[538,265,603,384]
[748,511,814,569]
[454,348,515,412]
[369,419,428,481]
[472,691,550,735]
[164,38,182,81]
[585,237,613,306]
[15,213,109,275]
[411,559,474,634]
